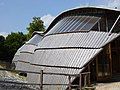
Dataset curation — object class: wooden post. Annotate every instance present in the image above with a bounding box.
[84,74,87,87]
[106,17,108,32]
[108,44,112,77]
[88,65,91,86]
[88,72,91,86]
[96,57,99,82]
[79,73,82,90]
[40,70,43,90]
[98,21,101,31]
[68,75,71,90]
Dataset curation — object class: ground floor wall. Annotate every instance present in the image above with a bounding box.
[88,36,120,83]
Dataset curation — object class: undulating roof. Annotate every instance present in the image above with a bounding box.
[26,34,43,46]
[39,31,119,48]
[13,34,43,62]
[32,32,119,90]
[12,33,43,84]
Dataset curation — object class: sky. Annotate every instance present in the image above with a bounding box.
[0,0,120,37]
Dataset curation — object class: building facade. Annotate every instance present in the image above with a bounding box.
[13,7,120,90]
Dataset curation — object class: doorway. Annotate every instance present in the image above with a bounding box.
[97,48,111,82]
[111,37,120,75]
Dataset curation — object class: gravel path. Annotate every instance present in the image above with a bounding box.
[95,82,120,90]
[0,65,39,90]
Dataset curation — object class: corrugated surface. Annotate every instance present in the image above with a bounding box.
[26,34,43,45]
[30,48,102,90]
[39,31,119,48]
[104,33,120,46]
[24,64,82,89]
[19,53,34,63]
[15,61,31,71]
[12,55,20,62]
[12,34,42,88]
[14,48,102,89]
[12,45,37,62]
[33,49,101,68]
[12,34,43,87]
[20,45,37,53]
[13,33,43,62]
[12,30,119,90]
[11,7,120,90]
[43,85,67,90]
[35,31,119,90]
[13,61,40,85]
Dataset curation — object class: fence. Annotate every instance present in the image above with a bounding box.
[0,68,91,90]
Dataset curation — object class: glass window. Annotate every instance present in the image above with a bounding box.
[81,17,101,31]
[70,16,86,32]
[47,18,67,34]
[65,16,82,32]
[46,16,101,35]
[62,16,79,32]
[58,17,76,33]
[75,16,91,31]
[55,17,70,33]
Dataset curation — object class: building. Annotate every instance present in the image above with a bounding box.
[12,31,43,84]
[13,7,120,90]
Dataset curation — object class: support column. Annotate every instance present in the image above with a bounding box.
[68,75,71,90]
[79,73,82,90]
[106,17,108,32]
[84,75,87,87]
[108,44,112,77]
[40,70,43,90]
[98,21,101,31]
[88,65,91,86]
[96,57,99,81]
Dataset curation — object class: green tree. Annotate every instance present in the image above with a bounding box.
[0,35,6,61]
[27,17,45,39]
[4,32,27,63]
[0,35,5,42]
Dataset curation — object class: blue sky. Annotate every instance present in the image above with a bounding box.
[0,0,119,36]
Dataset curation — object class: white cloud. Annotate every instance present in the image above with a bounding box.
[0,32,8,37]
[94,0,120,9]
[41,14,55,29]
[76,0,120,10]
[107,0,120,9]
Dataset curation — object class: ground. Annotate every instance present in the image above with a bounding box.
[95,82,120,90]
[0,63,38,90]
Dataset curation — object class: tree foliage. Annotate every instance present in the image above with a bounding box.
[0,16,45,63]
[0,32,27,63]
[0,36,6,62]
[27,17,45,39]
[0,35,5,42]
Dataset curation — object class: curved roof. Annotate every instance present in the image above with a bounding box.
[26,34,43,46]
[32,31,44,37]
[13,7,120,89]
[38,31,119,49]
[13,32,43,62]
[45,6,120,33]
